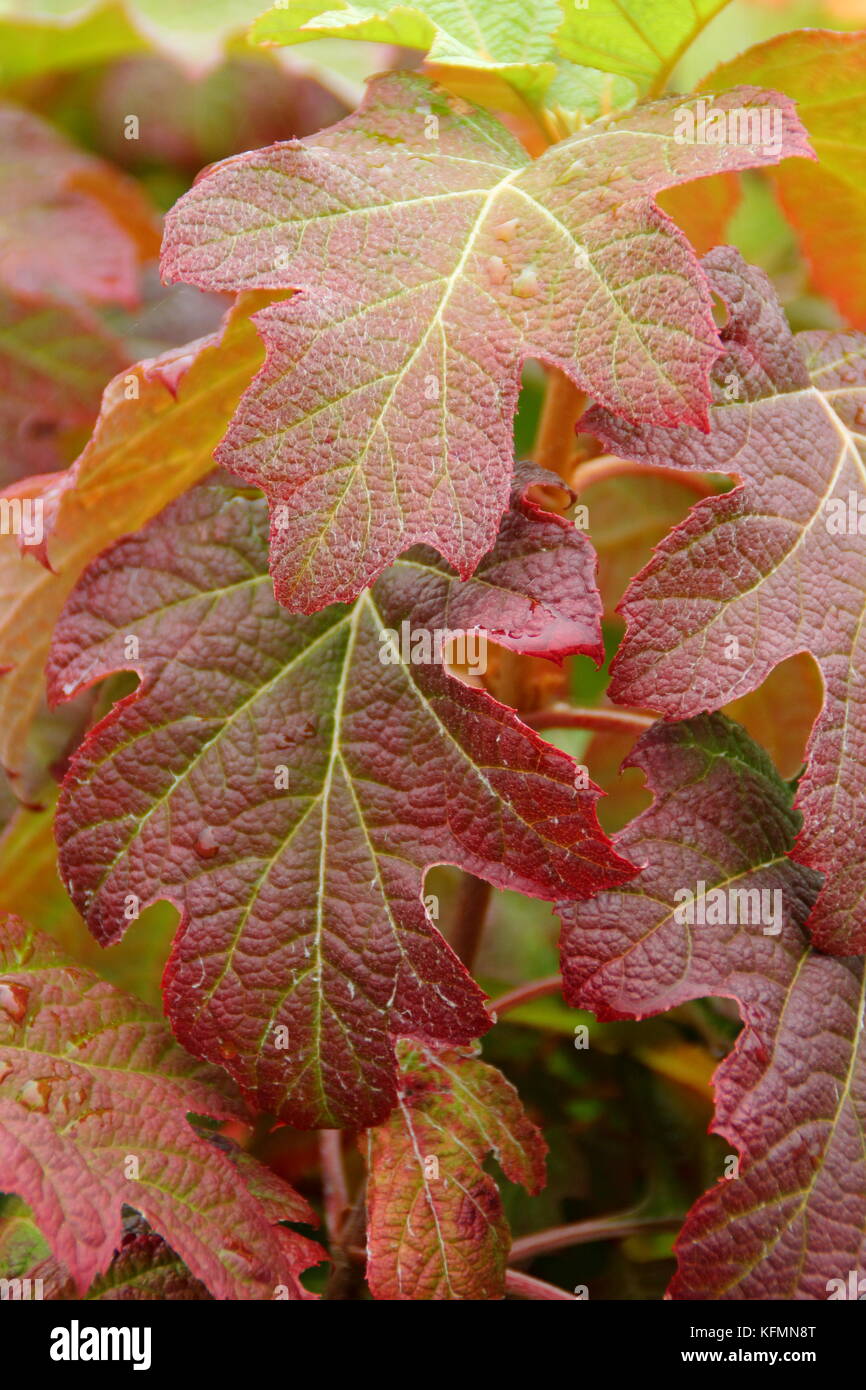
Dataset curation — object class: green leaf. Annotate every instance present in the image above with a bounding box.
[252,0,635,117]
[556,0,731,95]
[0,1,147,87]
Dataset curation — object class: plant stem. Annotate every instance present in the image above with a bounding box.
[319,1129,350,1240]
[509,1211,683,1263]
[505,1269,578,1300]
[324,1181,368,1301]
[449,872,493,970]
[526,705,655,735]
[487,974,563,1018]
[569,452,717,496]
[532,366,586,477]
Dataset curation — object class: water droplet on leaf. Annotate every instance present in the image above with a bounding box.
[194,826,219,859]
[0,981,29,1023]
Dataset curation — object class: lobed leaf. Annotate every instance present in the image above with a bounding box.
[0,294,268,787]
[161,71,809,611]
[560,715,866,1299]
[0,914,324,1298]
[587,247,866,953]
[555,0,731,95]
[365,1037,546,1299]
[49,473,633,1128]
[704,30,866,327]
[253,0,568,112]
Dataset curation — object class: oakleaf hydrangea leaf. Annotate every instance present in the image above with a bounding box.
[555,0,731,95]
[365,1037,546,1299]
[704,31,866,328]
[560,716,866,1300]
[161,72,810,612]
[585,247,866,954]
[49,474,633,1128]
[0,914,325,1298]
[251,0,611,116]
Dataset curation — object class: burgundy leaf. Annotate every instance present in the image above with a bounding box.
[586,247,866,954]
[560,715,866,1298]
[49,475,632,1128]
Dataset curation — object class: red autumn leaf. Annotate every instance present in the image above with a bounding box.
[49,472,632,1129]
[161,71,809,612]
[0,1205,215,1301]
[584,247,866,955]
[559,714,866,1300]
[365,1037,546,1300]
[0,102,159,308]
[0,914,324,1298]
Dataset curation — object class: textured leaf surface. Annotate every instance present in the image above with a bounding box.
[586,247,866,955]
[161,71,809,611]
[50,474,632,1128]
[556,0,730,94]
[561,716,866,1299]
[705,31,866,327]
[253,0,567,110]
[0,102,158,307]
[0,295,267,786]
[365,1037,546,1299]
[0,914,323,1298]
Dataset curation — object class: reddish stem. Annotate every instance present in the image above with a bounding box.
[449,872,493,971]
[569,453,717,496]
[505,1269,578,1300]
[487,974,563,1018]
[509,1211,683,1263]
[319,1129,350,1240]
[526,705,655,736]
[533,366,587,478]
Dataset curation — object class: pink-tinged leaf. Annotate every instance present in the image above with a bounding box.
[49,475,633,1128]
[365,1037,546,1300]
[585,247,866,955]
[0,914,324,1298]
[161,72,810,612]
[0,103,159,307]
[560,715,866,1298]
